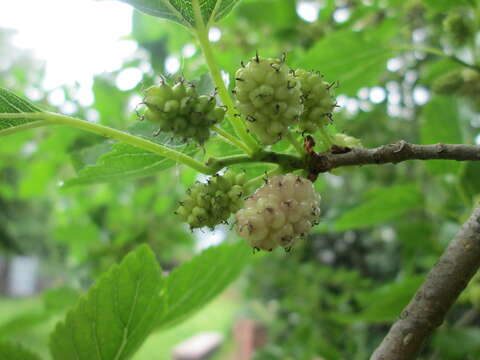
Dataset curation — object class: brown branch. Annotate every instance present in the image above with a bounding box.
[208,141,480,179]
[370,205,480,360]
[308,141,480,178]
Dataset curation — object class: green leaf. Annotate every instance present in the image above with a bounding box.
[346,276,424,323]
[63,122,198,187]
[423,0,472,12]
[116,0,241,28]
[49,245,164,360]
[0,88,44,136]
[157,241,251,329]
[43,286,80,312]
[432,327,480,359]
[0,341,42,360]
[334,184,423,231]
[420,96,463,174]
[0,311,52,338]
[461,161,480,197]
[296,29,395,96]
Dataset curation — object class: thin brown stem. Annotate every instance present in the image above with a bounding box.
[308,141,480,178]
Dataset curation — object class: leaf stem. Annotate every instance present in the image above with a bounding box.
[206,151,303,172]
[285,131,305,156]
[212,125,252,153]
[319,126,334,148]
[0,120,52,136]
[191,0,259,154]
[244,166,283,189]
[393,44,480,72]
[1,112,216,175]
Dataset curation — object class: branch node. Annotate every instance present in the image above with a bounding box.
[394,140,408,153]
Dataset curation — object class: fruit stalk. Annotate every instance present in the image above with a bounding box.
[191,0,259,154]
[2,112,215,174]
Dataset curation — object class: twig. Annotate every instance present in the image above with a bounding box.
[309,141,480,178]
[370,205,480,360]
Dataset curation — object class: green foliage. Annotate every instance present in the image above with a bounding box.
[0,341,42,360]
[157,241,251,329]
[0,242,251,360]
[462,162,480,198]
[345,276,425,323]
[116,0,241,28]
[334,184,423,231]
[50,245,164,360]
[0,286,77,338]
[64,122,198,187]
[432,327,480,359]
[420,96,464,174]
[0,87,43,135]
[423,0,473,12]
[297,29,395,96]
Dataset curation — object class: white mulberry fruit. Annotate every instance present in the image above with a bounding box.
[233,55,303,145]
[235,174,320,251]
[295,69,336,133]
[143,80,225,144]
[177,171,246,229]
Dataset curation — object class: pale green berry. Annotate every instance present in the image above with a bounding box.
[233,56,303,145]
[176,171,247,229]
[295,69,336,133]
[142,80,225,144]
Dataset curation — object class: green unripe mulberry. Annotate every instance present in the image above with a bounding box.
[432,69,480,113]
[295,69,336,133]
[177,171,247,229]
[333,133,362,148]
[431,70,464,95]
[233,55,303,145]
[458,69,480,98]
[443,13,473,46]
[329,133,363,175]
[143,80,225,144]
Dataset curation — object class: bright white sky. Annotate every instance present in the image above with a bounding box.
[0,0,320,95]
[0,0,135,91]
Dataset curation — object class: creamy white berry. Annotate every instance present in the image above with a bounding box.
[235,174,321,251]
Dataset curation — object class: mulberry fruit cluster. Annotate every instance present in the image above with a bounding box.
[296,69,336,133]
[235,174,321,251]
[432,69,480,113]
[233,55,303,145]
[143,81,225,144]
[443,12,473,46]
[176,171,246,229]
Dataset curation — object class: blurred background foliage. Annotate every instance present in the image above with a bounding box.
[1,0,480,359]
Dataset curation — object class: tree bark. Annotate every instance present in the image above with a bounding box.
[309,141,480,176]
[370,205,480,360]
